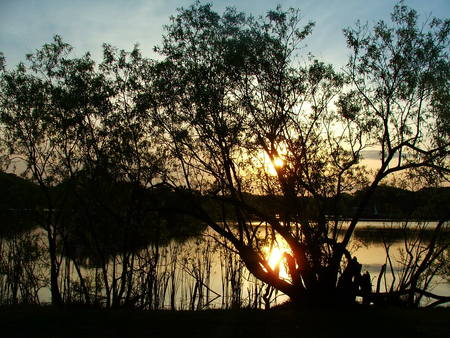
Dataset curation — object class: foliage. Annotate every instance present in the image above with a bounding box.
[0,36,205,306]
[151,1,450,307]
[343,1,450,186]
[0,1,448,308]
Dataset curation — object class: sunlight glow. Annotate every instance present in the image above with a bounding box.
[267,246,283,269]
[265,155,285,176]
[263,245,290,280]
[273,157,284,168]
[253,145,288,177]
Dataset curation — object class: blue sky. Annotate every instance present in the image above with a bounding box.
[1,0,449,69]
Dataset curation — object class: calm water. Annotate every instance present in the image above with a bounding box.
[7,221,450,308]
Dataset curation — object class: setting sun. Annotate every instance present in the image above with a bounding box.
[273,158,284,168]
[1,0,448,318]
[266,156,285,176]
[256,146,288,176]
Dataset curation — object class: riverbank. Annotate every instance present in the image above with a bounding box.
[2,305,449,338]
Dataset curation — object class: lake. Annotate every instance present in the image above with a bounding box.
[1,220,449,308]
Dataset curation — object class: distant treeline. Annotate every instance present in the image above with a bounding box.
[352,226,450,244]
[246,185,450,221]
[0,172,205,251]
[2,172,448,238]
[0,172,449,307]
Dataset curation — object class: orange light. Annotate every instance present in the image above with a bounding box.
[267,246,283,269]
[273,157,284,168]
[264,245,290,279]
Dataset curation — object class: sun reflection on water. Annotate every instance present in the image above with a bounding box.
[263,244,291,280]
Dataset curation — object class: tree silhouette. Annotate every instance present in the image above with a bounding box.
[0,36,203,307]
[151,2,449,307]
[0,1,448,308]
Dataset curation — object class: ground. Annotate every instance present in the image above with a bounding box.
[1,305,449,338]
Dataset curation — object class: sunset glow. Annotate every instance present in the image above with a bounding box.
[264,245,290,279]
[1,0,448,317]
[273,157,284,168]
[266,246,283,269]
[266,158,283,176]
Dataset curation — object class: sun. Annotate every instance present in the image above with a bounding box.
[266,157,284,176]
[273,157,284,168]
[256,148,287,176]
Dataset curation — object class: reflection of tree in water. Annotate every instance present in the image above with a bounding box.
[1,1,449,310]
[0,230,47,304]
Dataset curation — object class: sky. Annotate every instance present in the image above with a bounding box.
[1,0,449,71]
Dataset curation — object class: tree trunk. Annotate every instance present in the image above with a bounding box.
[47,229,63,306]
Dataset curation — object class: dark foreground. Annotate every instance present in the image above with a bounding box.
[2,305,449,338]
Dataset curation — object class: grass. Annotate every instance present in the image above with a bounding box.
[1,305,450,338]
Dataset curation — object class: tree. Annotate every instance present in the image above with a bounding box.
[65,44,167,307]
[152,2,449,307]
[342,0,450,243]
[0,53,9,171]
[0,37,81,304]
[0,36,124,305]
[1,0,447,309]
[0,36,188,307]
